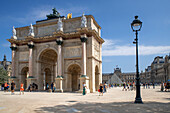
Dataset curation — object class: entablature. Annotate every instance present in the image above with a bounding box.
[7,28,104,46]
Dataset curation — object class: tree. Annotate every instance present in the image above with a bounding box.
[0,67,9,84]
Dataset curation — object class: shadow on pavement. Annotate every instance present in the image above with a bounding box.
[34,101,170,113]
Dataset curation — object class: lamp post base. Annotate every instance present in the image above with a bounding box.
[134,98,143,103]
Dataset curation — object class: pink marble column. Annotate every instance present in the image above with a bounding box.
[58,45,62,76]
[55,63,58,77]
[80,34,87,77]
[82,41,86,75]
[79,34,90,93]
[10,44,17,77]
[28,41,34,77]
[56,37,63,77]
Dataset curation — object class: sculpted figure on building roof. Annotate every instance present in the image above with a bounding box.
[28,24,34,37]
[12,26,17,39]
[81,13,87,28]
[57,18,63,32]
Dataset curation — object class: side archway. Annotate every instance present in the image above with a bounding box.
[95,65,100,91]
[67,64,81,91]
[21,67,29,89]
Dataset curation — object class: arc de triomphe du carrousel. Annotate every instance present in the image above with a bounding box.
[7,8,104,93]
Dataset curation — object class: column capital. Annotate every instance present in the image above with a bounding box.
[28,41,34,49]
[80,37,87,42]
[10,46,17,51]
[56,37,63,45]
[81,75,87,77]
[10,76,17,78]
[56,75,63,78]
[10,43,17,51]
[80,34,87,42]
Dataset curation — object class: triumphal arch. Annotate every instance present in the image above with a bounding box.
[8,9,104,93]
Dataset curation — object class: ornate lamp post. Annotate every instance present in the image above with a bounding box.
[131,16,143,103]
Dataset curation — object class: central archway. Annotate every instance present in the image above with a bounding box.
[44,68,52,86]
[68,64,81,91]
[39,49,58,90]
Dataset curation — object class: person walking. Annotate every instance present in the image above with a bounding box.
[28,84,32,92]
[161,82,164,91]
[146,82,148,89]
[133,82,135,91]
[153,82,155,89]
[122,82,126,91]
[4,81,8,92]
[148,83,150,89]
[103,83,107,93]
[82,82,86,95]
[46,83,49,91]
[126,82,129,91]
[53,82,56,91]
[51,82,55,92]
[99,83,103,96]
[130,83,133,91]
[11,80,16,95]
[20,82,24,95]
[143,83,145,89]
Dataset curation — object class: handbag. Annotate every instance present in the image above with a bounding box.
[98,89,100,92]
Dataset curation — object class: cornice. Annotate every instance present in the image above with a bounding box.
[7,28,104,45]
[88,56,102,63]
[64,57,81,60]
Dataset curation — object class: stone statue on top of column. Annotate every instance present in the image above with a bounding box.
[28,24,35,37]
[57,18,63,32]
[12,26,17,39]
[81,13,87,28]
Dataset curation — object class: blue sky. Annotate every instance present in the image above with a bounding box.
[0,0,170,73]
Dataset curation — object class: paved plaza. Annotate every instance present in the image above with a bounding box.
[0,86,169,113]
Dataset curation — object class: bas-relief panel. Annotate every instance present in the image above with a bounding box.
[19,52,29,61]
[17,29,29,38]
[93,39,100,59]
[64,41,81,47]
[64,20,81,33]
[37,24,57,36]
[18,47,29,52]
[64,46,82,58]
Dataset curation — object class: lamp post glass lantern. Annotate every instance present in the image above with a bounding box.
[131,16,143,103]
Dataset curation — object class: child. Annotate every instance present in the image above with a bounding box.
[20,82,24,95]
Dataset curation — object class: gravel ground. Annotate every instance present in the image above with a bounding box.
[0,86,169,113]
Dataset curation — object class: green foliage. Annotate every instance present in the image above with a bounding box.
[0,67,9,84]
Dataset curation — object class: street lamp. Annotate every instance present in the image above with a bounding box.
[131,16,143,103]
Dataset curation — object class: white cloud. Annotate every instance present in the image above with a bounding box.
[102,39,170,56]
[2,43,10,47]
[102,39,120,50]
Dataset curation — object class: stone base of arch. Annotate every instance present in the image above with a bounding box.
[55,77,63,93]
[79,76,90,93]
